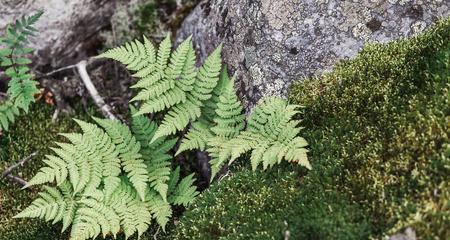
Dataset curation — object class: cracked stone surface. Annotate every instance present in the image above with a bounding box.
[176,0,449,110]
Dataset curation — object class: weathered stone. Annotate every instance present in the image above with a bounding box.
[389,227,417,240]
[176,0,449,110]
[0,0,116,68]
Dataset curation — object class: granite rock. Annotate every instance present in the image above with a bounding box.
[177,0,449,110]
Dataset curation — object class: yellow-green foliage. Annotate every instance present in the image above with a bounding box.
[97,35,222,142]
[15,115,198,240]
[99,36,311,180]
[0,11,42,131]
[288,18,450,238]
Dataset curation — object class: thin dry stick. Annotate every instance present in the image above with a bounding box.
[36,57,99,79]
[2,151,38,178]
[36,63,79,79]
[37,58,117,120]
[153,226,160,240]
[76,60,117,120]
[1,151,38,187]
[5,175,27,187]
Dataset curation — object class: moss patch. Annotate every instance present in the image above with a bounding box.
[168,165,370,240]
[167,18,449,239]
[288,18,449,238]
[0,102,95,240]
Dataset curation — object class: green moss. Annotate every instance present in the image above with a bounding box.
[288,18,449,238]
[168,165,370,240]
[0,102,95,240]
[168,18,449,239]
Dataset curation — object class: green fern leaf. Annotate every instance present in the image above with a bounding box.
[225,97,311,170]
[168,173,198,207]
[146,191,172,231]
[94,117,148,201]
[0,11,42,131]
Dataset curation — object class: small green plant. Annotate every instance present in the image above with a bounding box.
[0,11,42,131]
[17,35,310,239]
[15,115,198,240]
[98,35,311,179]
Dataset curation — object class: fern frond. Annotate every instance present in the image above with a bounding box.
[130,107,175,201]
[155,47,225,142]
[26,155,68,187]
[97,39,153,72]
[156,34,172,73]
[14,186,66,221]
[151,97,202,141]
[176,122,212,155]
[19,115,199,239]
[146,191,172,231]
[177,69,245,179]
[73,197,121,239]
[0,101,18,131]
[224,97,311,170]
[190,44,223,101]
[102,36,222,140]
[74,119,122,195]
[0,11,42,131]
[51,143,91,194]
[199,66,231,124]
[168,173,198,207]
[210,75,245,138]
[105,182,150,239]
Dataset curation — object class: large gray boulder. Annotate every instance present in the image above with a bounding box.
[0,0,116,68]
[176,0,449,110]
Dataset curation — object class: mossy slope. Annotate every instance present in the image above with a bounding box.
[168,18,450,239]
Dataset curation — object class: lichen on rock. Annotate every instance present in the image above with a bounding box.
[176,0,449,110]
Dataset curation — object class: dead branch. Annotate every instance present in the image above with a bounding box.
[5,175,28,187]
[1,151,38,187]
[35,57,100,79]
[2,151,38,178]
[37,58,117,120]
[76,60,117,120]
[153,226,160,240]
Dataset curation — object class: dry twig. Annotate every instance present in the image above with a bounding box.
[76,60,117,120]
[1,151,38,187]
[37,58,117,120]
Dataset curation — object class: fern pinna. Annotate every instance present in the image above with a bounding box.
[0,11,42,131]
[15,116,198,240]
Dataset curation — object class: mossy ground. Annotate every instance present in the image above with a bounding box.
[0,102,96,240]
[168,18,449,239]
[167,163,371,240]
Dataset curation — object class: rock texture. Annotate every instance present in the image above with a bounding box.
[177,0,449,110]
[0,0,116,68]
